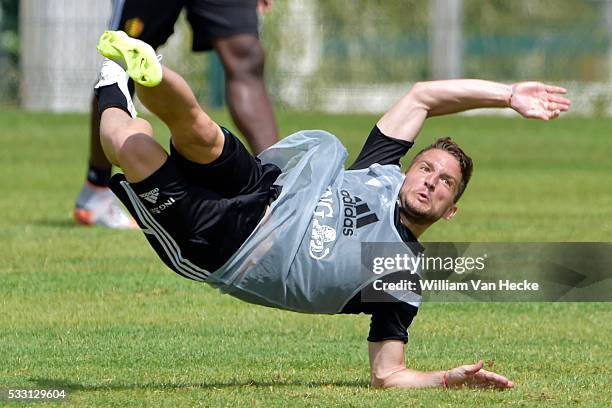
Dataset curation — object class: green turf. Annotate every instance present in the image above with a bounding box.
[1,108,610,406]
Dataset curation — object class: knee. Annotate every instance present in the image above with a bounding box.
[171,111,220,148]
[114,119,156,166]
[222,39,265,79]
[115,132,158,167]
[113,132,168,183]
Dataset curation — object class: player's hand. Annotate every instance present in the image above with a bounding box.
[257,0,274,13]
[509,81,570,120]
[446,360,514,389]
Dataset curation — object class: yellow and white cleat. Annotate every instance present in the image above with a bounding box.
[96,30,162,87]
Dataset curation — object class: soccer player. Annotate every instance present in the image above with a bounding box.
[94,31,569,389]
[74,0,277,229]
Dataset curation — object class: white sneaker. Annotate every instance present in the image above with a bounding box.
[94,58,137,118]
[74,182,138,229]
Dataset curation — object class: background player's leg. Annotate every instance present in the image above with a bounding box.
[213,34,278,155]
[88,97,113,181]
[135,66,225,165]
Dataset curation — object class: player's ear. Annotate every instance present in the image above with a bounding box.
[443,204,458,221]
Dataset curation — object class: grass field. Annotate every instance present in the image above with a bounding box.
[1,108,611,406]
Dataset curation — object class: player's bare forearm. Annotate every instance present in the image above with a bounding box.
[369,340,443,388]
[369,340,514,389]
[377,79,569,144]
[372,366,446,389]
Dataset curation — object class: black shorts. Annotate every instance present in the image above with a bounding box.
[109,127,281,279]
[109,0,259,51]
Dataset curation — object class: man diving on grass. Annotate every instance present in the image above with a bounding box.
[93,31,569,388]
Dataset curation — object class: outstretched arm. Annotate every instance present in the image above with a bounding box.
[377,79,570,143]
[369,340,514,389]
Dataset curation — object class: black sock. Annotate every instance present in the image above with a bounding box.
[96,83,131,116]
[87,164,112,187]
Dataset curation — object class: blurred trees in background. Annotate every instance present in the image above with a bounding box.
[0,0,18,103]
[4,0,611,112]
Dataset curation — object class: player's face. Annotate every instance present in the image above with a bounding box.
[399,149,461,225]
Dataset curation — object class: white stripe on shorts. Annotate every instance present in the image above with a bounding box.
[120,180,211,281]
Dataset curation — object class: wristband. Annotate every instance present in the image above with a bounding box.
[443,370,449,388]
[508,84,516,107]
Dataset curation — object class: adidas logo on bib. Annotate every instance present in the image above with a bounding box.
[341,189,379,236]
[139,188,160,204]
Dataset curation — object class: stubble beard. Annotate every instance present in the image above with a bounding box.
[399,198,439,226]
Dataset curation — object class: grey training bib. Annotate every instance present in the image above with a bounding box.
[208,130,421,313]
